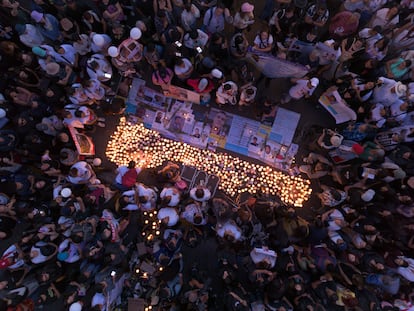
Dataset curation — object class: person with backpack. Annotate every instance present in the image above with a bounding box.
[113,160,142,191]
[202,2,232,35]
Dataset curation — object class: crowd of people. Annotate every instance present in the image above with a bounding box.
[1,0,414,310]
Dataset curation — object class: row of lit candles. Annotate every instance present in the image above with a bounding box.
[106,118,312,206]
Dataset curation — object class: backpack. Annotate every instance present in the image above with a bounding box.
[204,7,224,30]
[121,168,138,187]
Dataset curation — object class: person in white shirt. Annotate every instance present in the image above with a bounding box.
[181,203,207,225]
[233,2,255,32]
[389,100,409,124]
[63,105,97,128]
[216,220,242,242]
[68,84,92,106]
[189,185,211,203]
[86,54,113,82]
[216,81,238,106]
[83,79,106,101]
[367,103,387,128]
[368,5,399,32]
[119,189,139,211]
[250,246,277,269]
[252,27,273,53]
[160,185,181,207]
[158,207,180,227]
[67,161,97,184]
[73,34,92,56]
[181,2,200,31]
[136,183,157,211]
[183,28,209,51]
[396,256,414,282]
[55,44,77,66]
[358,27,382,45]
[373,78,407,107]
[174,57,194,80]
[282,77,319,103]
[16,24,44,47]
[202,3,232,35]
[238,84,257,107]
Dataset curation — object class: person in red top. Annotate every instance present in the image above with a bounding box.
[186,77,215,106]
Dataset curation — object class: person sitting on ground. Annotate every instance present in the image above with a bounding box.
[189,183,211,204]
[317,128,343,150]
[299,152,333,179]
[216,80,238,106]
[135,182,157,211]
[160,185,181,207]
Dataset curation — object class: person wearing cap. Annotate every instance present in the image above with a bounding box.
[186,77,214,94]
[317,128,343,150]
[233,2,255,33]
[45,61,76,86]
[90,32,112,53]
[282,76,319,103]
[31,10,61,42]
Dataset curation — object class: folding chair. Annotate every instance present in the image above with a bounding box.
[205,173,220,198]
[180,165,198,192]
[193,170,209,188]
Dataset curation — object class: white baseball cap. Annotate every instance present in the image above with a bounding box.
[310,77,319,87]
[69,302,82,311]
[211,68,223,79]
[61,188,72,198]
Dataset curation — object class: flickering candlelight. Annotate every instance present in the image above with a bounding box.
[106,118,312,206]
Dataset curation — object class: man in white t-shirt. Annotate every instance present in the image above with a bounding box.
[216,81,238,106]
[174,57,194,80]
[282,77,319,103]
[373,78,407,107]
[160,186,181,207]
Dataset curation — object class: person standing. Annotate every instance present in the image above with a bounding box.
[282,77,319,103]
